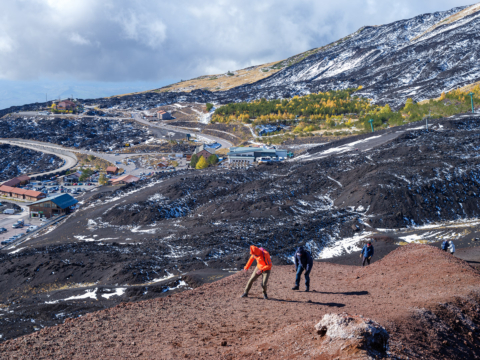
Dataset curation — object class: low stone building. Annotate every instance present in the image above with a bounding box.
[106,166,119,175]
[193,145,217,161]
[110,175,140,185]
[0,185,45,201]
[28,193,78,219]
[56,100,76,111]
[2,175,31,187]
[157,110,173,120]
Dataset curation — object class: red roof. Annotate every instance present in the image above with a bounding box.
[2,178,20,187]
[157,110,166,114]
[16,175,31,182]
[106,166,119,172]
[58,100,76,106]
[24,190,44,198]
[110,175,140,184]
[0,185,44,198]
[0,185,14,192]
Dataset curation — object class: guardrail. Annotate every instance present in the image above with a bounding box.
[1,215,66,251]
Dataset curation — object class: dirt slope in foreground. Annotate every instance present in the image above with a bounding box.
[1,245,480,359]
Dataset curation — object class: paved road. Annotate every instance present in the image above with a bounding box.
[132,113,233,149]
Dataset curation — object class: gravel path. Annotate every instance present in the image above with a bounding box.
[2,245,479,359]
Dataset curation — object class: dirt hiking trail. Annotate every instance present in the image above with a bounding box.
[1,245,480,359]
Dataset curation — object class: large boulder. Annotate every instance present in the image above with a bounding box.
[314,313,389,359]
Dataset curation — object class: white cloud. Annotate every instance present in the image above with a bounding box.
[0,36,13,53]
[0,0,472,84]
[69,33,91,46]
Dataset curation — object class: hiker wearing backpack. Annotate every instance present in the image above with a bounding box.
[292,246,313,292]
[441,240,449,252]
[361,241,374,267]
[448,240,455,255]
[241,246,272,300]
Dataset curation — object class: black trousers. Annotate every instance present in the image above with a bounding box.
[362,256,371,266]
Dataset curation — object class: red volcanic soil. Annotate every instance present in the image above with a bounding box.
[2,245,480,359]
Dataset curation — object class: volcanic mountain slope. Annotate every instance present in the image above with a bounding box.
[0,117,150,151]
[3,3,480,115]
[27,115,480,263]
[243,3,480,109]
[2,245,480,359]
[0,144,63,181]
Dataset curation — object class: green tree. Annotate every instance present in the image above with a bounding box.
[206,103,214,112]
[196,156,208,169]
[98,173,108,186]
[207,154,218,165]
[404,98,415,110]
[190,154,199,168]
[79,168,93,182]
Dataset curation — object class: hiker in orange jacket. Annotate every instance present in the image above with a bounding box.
[241,245,272,300]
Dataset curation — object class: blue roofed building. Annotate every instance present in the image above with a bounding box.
[227,147,288,164]
[27,193,78,219]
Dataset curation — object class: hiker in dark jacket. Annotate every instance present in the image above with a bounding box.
[441,240,449,252]
[361,241,374,267]
[292,246,313,292]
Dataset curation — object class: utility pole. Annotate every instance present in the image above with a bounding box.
[426,111,430,132]
[368,119,374,133]
[468,92,475,113]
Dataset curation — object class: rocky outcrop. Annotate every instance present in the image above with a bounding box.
[314,313,389,359]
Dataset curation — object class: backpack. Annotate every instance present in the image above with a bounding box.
[260,248,272,268]
[441,241,448,251]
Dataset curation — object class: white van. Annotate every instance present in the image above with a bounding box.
[3,209,14,215]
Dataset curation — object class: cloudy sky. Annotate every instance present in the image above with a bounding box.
[0,0,472,109]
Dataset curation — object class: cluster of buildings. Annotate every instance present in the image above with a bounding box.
[0,176,46,201]
[28,193,78,219]
[256,124,290,136]
[227,146,289,164]
[0,175,78,219]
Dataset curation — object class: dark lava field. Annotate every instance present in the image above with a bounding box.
[1,115,480,341]
[0,117,151,151]
[0,144,63,181]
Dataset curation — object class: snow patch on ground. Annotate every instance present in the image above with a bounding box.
[319,233,374,259]
[45,288,98,304]
[101,288,126,299]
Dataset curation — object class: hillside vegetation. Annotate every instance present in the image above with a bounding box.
[211,84,480,136]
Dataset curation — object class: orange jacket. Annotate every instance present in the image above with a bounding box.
[244,246,272,271]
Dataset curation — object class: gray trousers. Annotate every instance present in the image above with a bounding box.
[244,266,271,295]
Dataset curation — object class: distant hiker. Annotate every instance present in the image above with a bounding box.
[441,240,449,252]
[292,246,313,292]
[361,241,374,267]
[448,240,455,255]
[241,246,272,300]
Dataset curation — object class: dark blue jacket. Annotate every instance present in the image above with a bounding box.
[362,244,374,258]
[294,247,313,271]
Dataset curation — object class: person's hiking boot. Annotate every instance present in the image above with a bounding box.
[263,293,269,300]
[240,293,248,298]
[305,286,310,292]
[292,286,299,290]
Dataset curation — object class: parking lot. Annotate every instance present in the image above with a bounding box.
[0,208,44,248]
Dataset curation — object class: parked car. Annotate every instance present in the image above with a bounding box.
[0,228,7,233]
[12,223,22,228]
[3,209,14,215]
[26,226,38,233]
[40,218,48,222]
